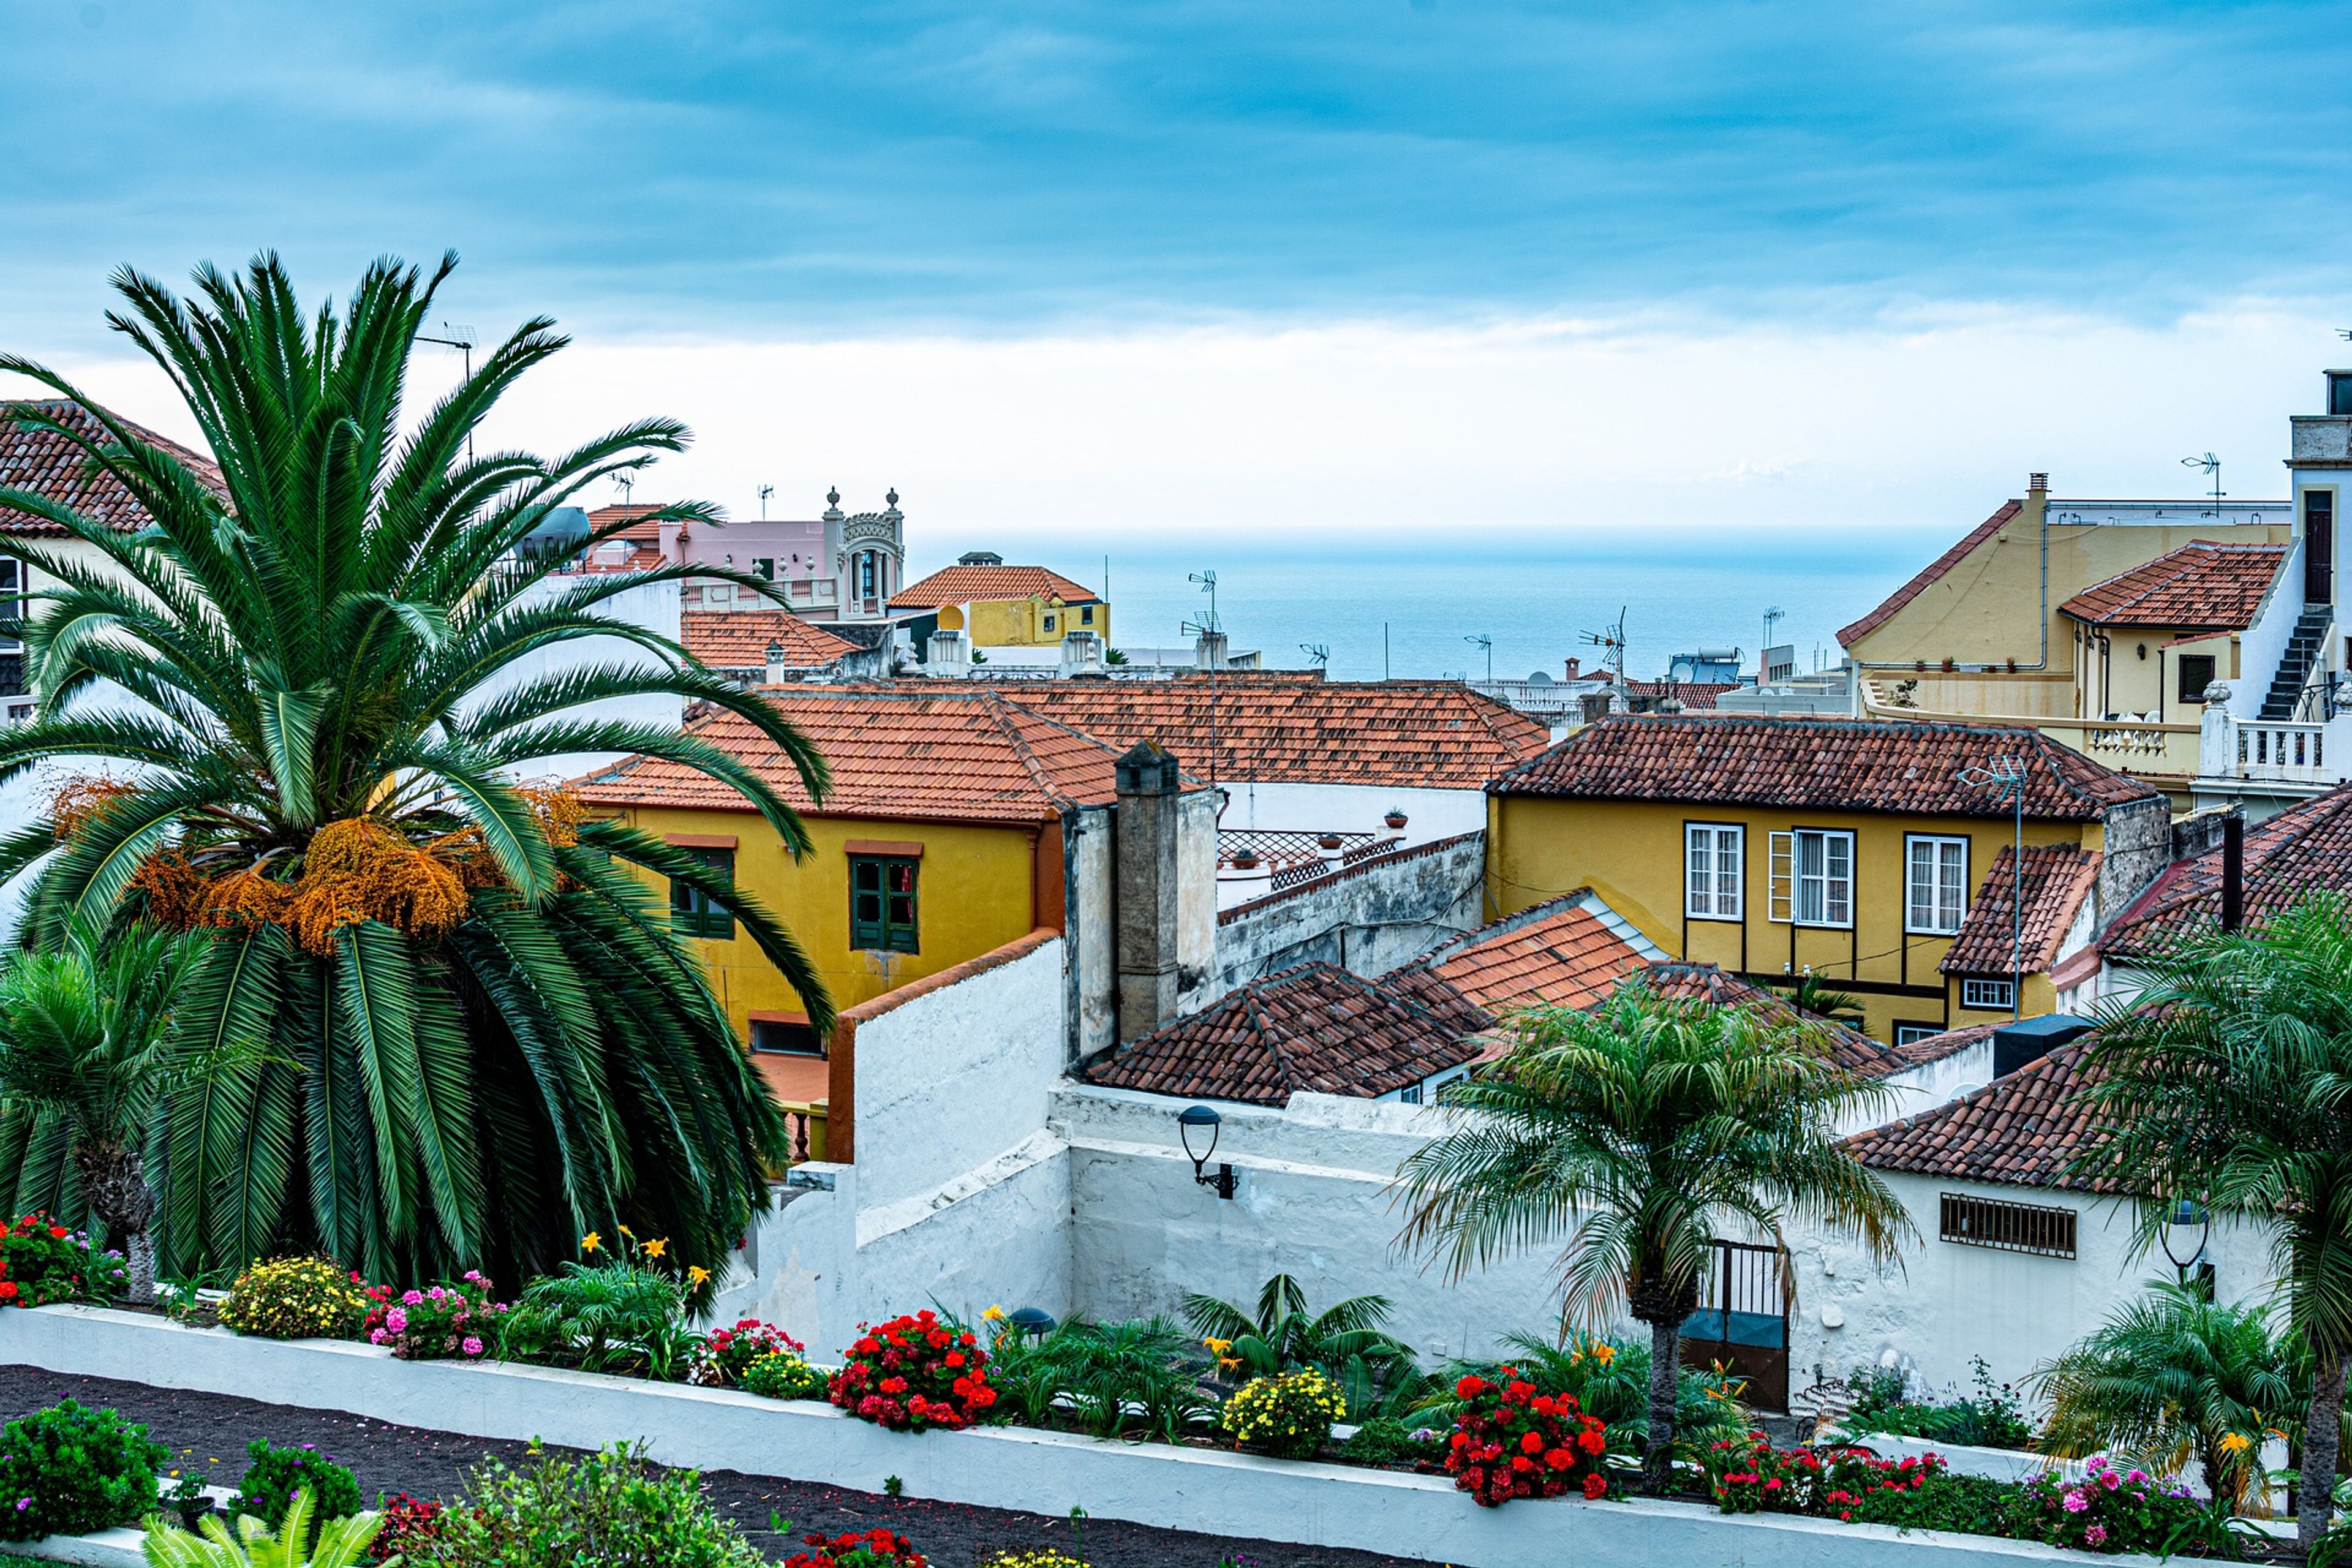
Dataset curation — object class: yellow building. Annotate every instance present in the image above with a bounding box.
[574,687,1128,1105]
[1483,716,2173,1045]
[889,554,1109,648]
[2056,541,2288,723]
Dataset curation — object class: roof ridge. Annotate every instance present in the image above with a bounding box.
[981,691,1079,812]
[1239,984,1306,1095]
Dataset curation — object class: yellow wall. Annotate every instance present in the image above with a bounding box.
[1487,795,2098,1042]
[951,597,1112,648]
[599,805,1048,1040]
[2071,625,2236,721]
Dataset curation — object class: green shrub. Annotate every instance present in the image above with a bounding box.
[501,1259,692,1378]
[1219,1368,1344,1460]
[143,1495,385,1568]
[409,1441,762,1567]
[1844,1469,2018,1534]
[1339,1415,1425,1465]
[217,1258,373,1341]
[1844,1356,2034,1449]
[741,1350,829,1401]
[0,1399,169,1542]
[233,1438,362,1548]
[984,1315,1213,1441]
[0,1213,127,1306]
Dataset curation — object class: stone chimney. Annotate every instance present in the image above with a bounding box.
[927,627,971,678]
[764,642,788,687]
[1563,656,1581,680]
[1061,629,1108,679]
[1115,742,1183,1044]
[1194,630,1229,671]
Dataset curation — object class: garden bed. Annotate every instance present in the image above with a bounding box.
[0,1308,2177,1568]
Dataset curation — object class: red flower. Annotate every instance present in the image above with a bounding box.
[1578,1428,1607,1455]
[1583,1474,1608,1500]
[1455,1374,1487,1399]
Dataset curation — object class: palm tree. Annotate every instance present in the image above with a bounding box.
[2029,1279,2298,1514]
[1774,971,1866,1030]
[0,919,202,1298]
[1396,980,1912,1493]
[0,252,832,1286]
[1183,1273,1419,1419]
[2074,894,2352,1551]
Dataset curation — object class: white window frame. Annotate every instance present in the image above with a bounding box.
[1893,1023,1943,1047]
[1770,828,1853,929]
[1684,822,1745,921]
[1905,834,1970,936]
[1962,976,2016,1011]
[0,558,20,652]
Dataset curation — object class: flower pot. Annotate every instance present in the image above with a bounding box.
[1382,815,1408,829]
[1231,854,1261,870]
[1316,834,1344,850]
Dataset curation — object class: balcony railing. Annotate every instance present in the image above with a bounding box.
[777,1099,828,1165]
[2237,721,2329,783]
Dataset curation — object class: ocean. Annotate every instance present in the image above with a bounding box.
[910,527,1943,685]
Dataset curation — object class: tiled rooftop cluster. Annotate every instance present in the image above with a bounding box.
[1940,844,2101,975]
[683,610,859,669]
[1,399,226,536]
[1845,1039,2115,1191]
[2101,783,2352,960]
[2057,541,2290,631]
[890,564,1102,610]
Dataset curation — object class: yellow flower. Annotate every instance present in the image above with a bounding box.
[617,1224,634,1238]
[982,1304,1006,1322]
[687,1265,711,1287]
[641,1237,668,1259]
[1591,1343,1616,1366]
[580,1231,602,1254]
[2218,1432,2252,1455]
[1204,1336,1231,1355]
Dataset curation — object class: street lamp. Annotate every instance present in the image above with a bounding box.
[2160,1197,2210,1289]
[1177,1104,1236,1200]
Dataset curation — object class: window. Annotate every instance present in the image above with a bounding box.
[850,855,919,953]
[669,847,735,940]
[1962,976,2016,1011]
[1397,1082,1422,1106]
[1081,606,1095,625]
[0,559,18,649]
[753,557,775,581]
[1768,829,1853,927]
[859,552,876,598]
[1894,1023,1943,1047]
[752,1018,823,1055]
[1905,835,1969,935]
[1684,823,1744,919]
[1043,614,1057,633]
[2177,654,2216,704]
[1940,1192,2076,1258]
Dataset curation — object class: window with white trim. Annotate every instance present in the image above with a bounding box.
[1684,823,1744,919]
[1906,835,1969,935]
[1961,977,2016,1011]
[1768,829,1853,927]
[1893,1023,1943,1047]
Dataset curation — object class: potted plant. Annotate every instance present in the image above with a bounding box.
[1940,657,1956,672]
[1383,809,1409,829]
[1316,833,1344,850]
[1231,851,1261,870]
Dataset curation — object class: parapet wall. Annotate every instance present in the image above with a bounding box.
[1210,831,1485,994]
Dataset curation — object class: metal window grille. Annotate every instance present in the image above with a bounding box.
[1940,1191,2076,1258]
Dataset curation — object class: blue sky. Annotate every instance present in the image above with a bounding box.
[4,1,2346,342]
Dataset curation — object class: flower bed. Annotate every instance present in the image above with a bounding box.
[0,1306,2179,1568]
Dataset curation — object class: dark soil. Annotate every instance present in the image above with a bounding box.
[0,1365,1436,1567]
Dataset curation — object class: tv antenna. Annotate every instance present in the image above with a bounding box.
[1463,633,1493,684]
[2181,453,2224,518]
[1299,643,1330,671]
[1182,570,1224,788]
[1184,570,1221,633]
[758,483,774,520]
[415,322,478,461]
[1580,607,1629,685]
[614,473,635,508]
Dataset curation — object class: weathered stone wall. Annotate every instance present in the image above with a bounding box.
[1208,831,1486,994]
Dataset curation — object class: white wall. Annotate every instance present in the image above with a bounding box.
[1855,1039,1994,1136]
[466,574,684,783]
[1218,782,1488,848]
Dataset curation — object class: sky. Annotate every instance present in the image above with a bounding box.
[2,1,2349,558]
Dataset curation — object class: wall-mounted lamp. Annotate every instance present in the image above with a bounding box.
[2160,1196,2210,1286]
[1178,1104,1236,1200]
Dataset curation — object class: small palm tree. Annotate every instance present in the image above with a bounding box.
[2075,893,2352,1550]
[142,1494,382,1568]
[1396,979,1912,1492]
[0,919,202,1299]
[2030,1280,2297,1513]
[1183,1273,1417,1419]
[1775,971,1866,1030]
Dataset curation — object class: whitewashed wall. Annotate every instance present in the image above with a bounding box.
[1852,1039,1994,1137]
[1218,782,1488,847]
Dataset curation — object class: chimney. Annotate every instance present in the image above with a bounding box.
[1115,743,1184,1044]
[2222,812,2244,932]
[1194,630,1229,671]
[1563,656,1581,680]
[2027,472,2049,494]
[764,641,788,687]
[1061,629,1107,679]
[927,627,972,678]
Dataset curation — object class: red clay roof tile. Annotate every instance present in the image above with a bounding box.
[684,610,859,669]
[2058,541,2289,630]
[1940,845,2101,976]
[1,399,227,536]
[891,564,1101,610]
[1845,1036,2116,1191]
[2101,782,2352,960]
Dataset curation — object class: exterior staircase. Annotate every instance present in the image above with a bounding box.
[2258,607,2334,721]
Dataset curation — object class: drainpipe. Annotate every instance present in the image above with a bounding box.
[2222,812,2244,933]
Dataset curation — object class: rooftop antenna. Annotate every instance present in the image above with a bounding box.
[1957,756,2029,1022]
[1300,642,1330,671]
[415,322,478,461]
[1185,570,1221,633]
[1182,569,1224,788]
[614,473,635,508]
[1580,607,1629,685]
[1463,633,1493,684]
[2181,453,2223,518]
[758,483,774,521]
[1762,606,1785,677]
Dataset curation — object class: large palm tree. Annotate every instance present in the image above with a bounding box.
[1396,981,1911,1493]
[0,252,832,1286]
[0,918,202,1298]
[2075,894,2352,1551]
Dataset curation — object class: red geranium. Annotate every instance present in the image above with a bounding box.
[827,1310,996,1433]
[1445,1366,1611,1507]
[783,1528,928,1567]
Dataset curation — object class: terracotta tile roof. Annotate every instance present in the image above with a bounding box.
[999,677,1550,789]
[1488,715,2161,820]
[684,610,859,670]
[1622,681,1741,710]
[586,503,669,545]
[2058,541,2289,631]
[1082,961,1488,1106]
[1641,963,1907,1077]
[2101,783,2352,962]
[1397,892,1660,1014]
[574,688,1154,825]
[1890,1020,2005,1069]
[1838,500,2021,648]
[1940,845,2101,976]
[1845,1037,2117,1192]
[1,399,226,536]
[891,564,1102,610]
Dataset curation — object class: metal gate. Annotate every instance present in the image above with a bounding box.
[1677,1240,1792,1412]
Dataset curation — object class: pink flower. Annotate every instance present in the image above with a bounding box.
[461,1336,483,1356]
[368,1329,386,1344]
[401,1289,424,1306]
[2085,1525,2107,1547]
[385,1307,409,1335]
[2101,1471,2120,1490]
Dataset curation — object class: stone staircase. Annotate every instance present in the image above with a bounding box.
[2258,606,2335,721]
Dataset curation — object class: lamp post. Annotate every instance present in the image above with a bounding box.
[1177,1104,1237,1200]
[1006,1306,1057,1341]
[2160,1197,2211,1292]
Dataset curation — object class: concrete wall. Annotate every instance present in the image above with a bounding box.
[1218,782,1489,848]
[1210,832,1485,993]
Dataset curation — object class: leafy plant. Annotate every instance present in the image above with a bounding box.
[0,1398,168,1542]
[782,1528,929,1567]
[986,1314,1213,1441]
[831,1310,996,1432]
[363,1493,448,1565]
[415,1441,763,1567]
[1183,1275,1417,1420]
[688,1317,805,1387]
[2010,1455,2217,1556]
[1396,980,1909,1491]
[1446,1330,1751,1458]
[1219,1367,1346,1460]
[742,1351,829,1401]
[1444,1370,1611,1506]
[361,1273,507,1360]
[502,1237,691,1376]
[0,919,200,1300]
[1847,1355,2035,1450]
[233,1439,361,1548]
[0,1210,127,1306]
[218,1258,373,1341]
[1339,1415,1425,1466]
[143,1494,384,1568]
[1774,971,1866,1028]
[0,253,825,1287]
